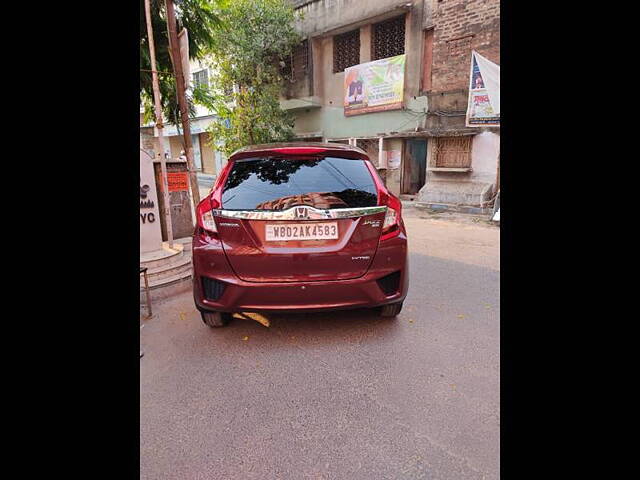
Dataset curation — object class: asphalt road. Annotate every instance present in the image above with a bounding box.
[140,207,500,479]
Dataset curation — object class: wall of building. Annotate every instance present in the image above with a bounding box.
[140,127,155,152]
[293,97,427,140]
[425,0,500,132]
[287,0,500,205]
[286,1,434,198]
[417,0,500,206]
[383,138,404,197]
[289,1,429,140]
[294,0,414,37]
[430,0,500,93]
[418,131,498,206]
[168,136,185,160]
[470,131,499,184]
[199,132,217,175]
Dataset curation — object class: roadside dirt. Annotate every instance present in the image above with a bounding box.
[402,204,500,271]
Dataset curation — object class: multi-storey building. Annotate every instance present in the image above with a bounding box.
[286,0,500,206]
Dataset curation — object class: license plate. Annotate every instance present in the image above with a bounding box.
[265,222,338,241]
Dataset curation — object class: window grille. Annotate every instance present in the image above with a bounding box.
[333,29,360,73]
[193,69,209,89]
[283,40,310,82]
[357,138,380,167]
[357,139,376,151]
[372,15,405,60]
[433,137,473,168]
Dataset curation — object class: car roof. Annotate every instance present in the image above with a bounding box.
[228,142,369,161]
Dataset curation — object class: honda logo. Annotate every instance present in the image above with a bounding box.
[294,206,309,220]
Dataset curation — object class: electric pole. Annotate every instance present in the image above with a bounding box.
[164,0,201,207]
[144,0,174,248]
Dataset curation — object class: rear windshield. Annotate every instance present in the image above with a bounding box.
[221,156,378,210]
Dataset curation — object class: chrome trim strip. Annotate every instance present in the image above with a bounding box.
[212,205,387,220]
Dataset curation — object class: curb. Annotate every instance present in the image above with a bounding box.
[415,202,493,216]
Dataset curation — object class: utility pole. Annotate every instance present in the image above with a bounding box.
[164,0,201,207]
[144,0,174,248]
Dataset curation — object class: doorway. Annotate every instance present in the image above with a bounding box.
[401,138,427,195]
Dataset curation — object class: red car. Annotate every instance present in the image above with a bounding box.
[192,143,409,327]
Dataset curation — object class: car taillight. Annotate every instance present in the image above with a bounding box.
[383,207,397,231]
[201,210,217,233]
[196,196,219,234]
[381,193,402,240]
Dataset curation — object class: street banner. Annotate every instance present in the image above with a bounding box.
[466,51,500,126]
[343,54,406,116]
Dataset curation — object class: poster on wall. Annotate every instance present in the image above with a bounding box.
[466,51,500,127]
[386,151,401,170]
[343,54,406,117]
[167,172,189,192]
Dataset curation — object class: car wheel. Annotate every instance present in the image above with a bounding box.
[380,301,403,317]
[201,311,231,328]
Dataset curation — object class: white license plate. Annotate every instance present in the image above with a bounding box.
[265,222,338,241]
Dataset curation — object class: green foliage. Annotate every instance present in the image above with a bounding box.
[205,0,303,156]
[140,0,224,126]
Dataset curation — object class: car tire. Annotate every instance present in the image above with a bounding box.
[380,301,403,317]
[201,311,231,328]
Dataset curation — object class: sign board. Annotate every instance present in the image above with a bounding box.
[167,172,189,192]
[343,54,406,116]
[466,51,500,127]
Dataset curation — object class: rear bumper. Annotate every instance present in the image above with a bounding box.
[192,232,408,313]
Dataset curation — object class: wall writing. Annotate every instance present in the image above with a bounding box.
[140,179,156,224]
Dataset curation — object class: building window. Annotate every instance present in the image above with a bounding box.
[422,29,434,92]
[357,138,380,167]
[372,15,405,60]
[357,138,378,152]
[193,69,209,89]
[434,137,472,168]
[283,39,310,82]
[333,29,360,73]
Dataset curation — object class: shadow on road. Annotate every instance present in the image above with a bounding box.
[195,306,402,350]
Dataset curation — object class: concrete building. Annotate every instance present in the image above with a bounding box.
[286,0,500,206]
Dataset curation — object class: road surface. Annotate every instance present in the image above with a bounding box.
[140,206,500,479]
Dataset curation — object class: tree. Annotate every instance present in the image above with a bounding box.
[140,0,223,127]
[205,0,303,156]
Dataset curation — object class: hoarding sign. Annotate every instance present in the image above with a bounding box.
[466,51,500,126]
[343,54,406,116]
